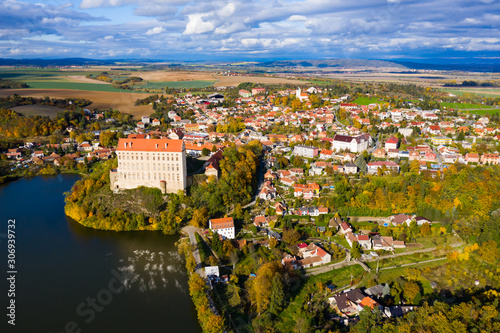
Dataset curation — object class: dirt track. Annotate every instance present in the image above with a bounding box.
[0,89,153,118]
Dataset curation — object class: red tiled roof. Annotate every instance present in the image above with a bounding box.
[117,138,183,152]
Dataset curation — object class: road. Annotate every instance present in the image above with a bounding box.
[181,225,204,277]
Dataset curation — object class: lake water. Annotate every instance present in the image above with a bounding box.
[0,175,201,333]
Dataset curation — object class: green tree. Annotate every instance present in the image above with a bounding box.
[268,275,285,316]
[351,241,362,259]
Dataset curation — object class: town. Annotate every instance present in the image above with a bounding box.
[2,79,500,332]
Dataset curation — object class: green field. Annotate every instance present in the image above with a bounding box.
[0,69,103,82]
[352,97,384,105]
[133,80,215,90]
[459,108,500,115]
[440,101,491,109]
[24,81,137,93]
[441,88,500,98]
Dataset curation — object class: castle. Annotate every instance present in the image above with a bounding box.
[110,137,187,194]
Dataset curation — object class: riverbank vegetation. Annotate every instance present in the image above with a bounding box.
[177,239,225,333]
[64,141,263,233]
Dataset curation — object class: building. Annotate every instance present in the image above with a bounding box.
[431,136,452,146]
[332,134,370,153]
[481,153,500,165]
[209,217,235,239]
[367,161,400,174]
[110,137,187,194]
[293,145,319,158]
[385,136,399,150]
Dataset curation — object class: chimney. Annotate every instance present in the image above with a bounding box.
[165,143,168,149]
[124,142,127,148]
[155,144,158,149]
[130,142,133,148]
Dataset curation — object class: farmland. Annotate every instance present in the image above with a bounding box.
[441,87,500,97]
[352,96,383,105]
[0,89,153,117]
[440,101,492,109]
[11,105,64,119]
[133,80,215,90]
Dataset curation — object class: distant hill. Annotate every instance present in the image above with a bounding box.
[258,59,407,69]
[0,57,498,72]
[0,58,118,67]
[391,60,500,73]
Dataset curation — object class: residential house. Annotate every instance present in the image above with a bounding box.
[293,145,319,158]
[385,136,399,150]
[259,182,277,200]
[344,162,358,174]
[367,161,400,174]
[391,213,412,226]
[481,153,500,165]
[209,217,235,239]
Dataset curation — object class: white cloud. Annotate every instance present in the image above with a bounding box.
[184,14,215,35]
[145,26,165,35]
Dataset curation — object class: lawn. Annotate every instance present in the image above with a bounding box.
[352,97,384,105]
[361,260,447,295]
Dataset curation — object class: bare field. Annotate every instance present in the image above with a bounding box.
[213,74,307,87]
[323,71,500,88]
[0,89,153,118]
[65,75,110,84]
[134,70,306,86]
[11,105,64,119]
[137,71,217,82]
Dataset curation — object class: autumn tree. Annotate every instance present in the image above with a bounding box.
[283,227,301,246]
[190,208,208,228]
[248,261,283,315]
[403,280,421,304]
[478,240,499,264]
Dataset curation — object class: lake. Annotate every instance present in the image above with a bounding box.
[0,175,201,333]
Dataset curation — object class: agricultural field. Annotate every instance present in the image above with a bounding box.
[0,89,153,117]
[213,74,307,87]
[352,96,384,105]
[460,108,500,116]
[24,81,131,93]
[133,80,215,90]
[11,105,64,119]
[441,87,500,97]
[440,101,492,109]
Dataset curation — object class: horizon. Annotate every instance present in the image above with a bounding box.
[1,0,499,63]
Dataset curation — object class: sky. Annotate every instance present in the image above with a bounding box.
[1,0,499,62]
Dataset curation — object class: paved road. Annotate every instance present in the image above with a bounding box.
[181,225,204,277]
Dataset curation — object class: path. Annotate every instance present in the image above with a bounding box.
[305,242,462,276]
[379,257,447,271]
[181,225,204,277]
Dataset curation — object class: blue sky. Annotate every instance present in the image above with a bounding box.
[1,0,499,62]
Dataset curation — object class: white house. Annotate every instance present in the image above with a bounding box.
[293,145,319,158]
[209,217,235,239]
[332,134,370,153]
